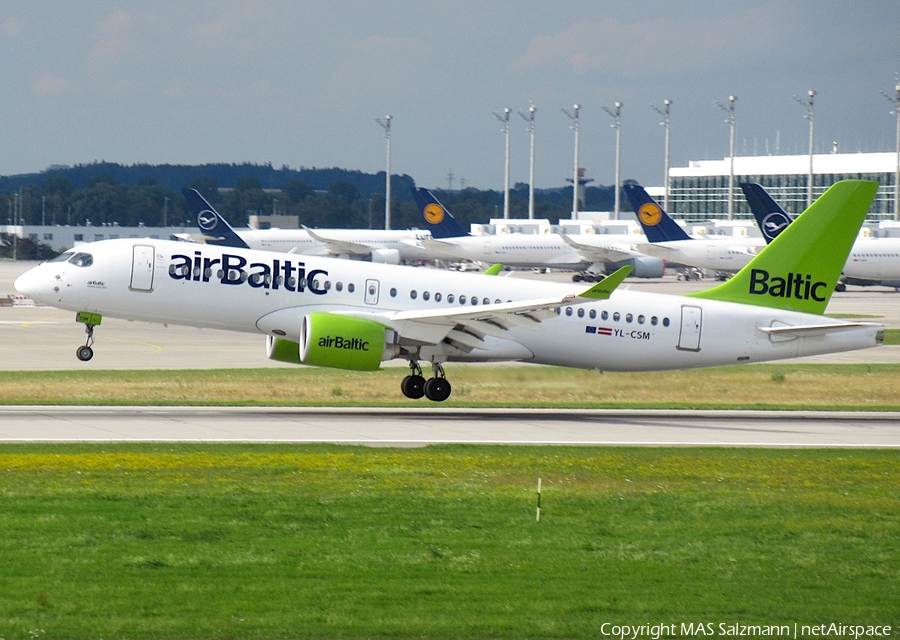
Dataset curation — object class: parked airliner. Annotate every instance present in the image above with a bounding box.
[184,189,446,264]
[413,189,665,281]
[742,182,900,290]
[14,181,883,402]
[625,184,763,274]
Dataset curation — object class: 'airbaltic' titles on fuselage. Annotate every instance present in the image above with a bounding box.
[169,251,329,294]
[749,268,827,302]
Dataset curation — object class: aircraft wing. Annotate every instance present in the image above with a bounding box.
[557,233,639,263]
[635,242,678,257]
[302,226,374,257]
[418,238,471,259]
[359,266,632,348]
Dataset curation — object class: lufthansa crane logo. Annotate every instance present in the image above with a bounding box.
[197,210,218,232]
[638,202,663,226]
[761,211,791,241]
[423,203,445,225]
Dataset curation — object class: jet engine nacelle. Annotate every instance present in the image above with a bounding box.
[371,248,401,264]
[266,312,394,371]
[621,256,666,279]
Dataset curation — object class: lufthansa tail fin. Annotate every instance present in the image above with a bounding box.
[182,189,250,249]
[411,188,470,239]
[691,180,877,315]
[623,184,692,242]
[740,183,793,244]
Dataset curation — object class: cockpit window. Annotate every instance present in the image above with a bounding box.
[68,253,93,267]
[48,251,74,263]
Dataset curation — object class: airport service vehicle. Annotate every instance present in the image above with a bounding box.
[742,182,900,290]
[184,189,446,264]
[15,181,883,402]
[413,188,665,281]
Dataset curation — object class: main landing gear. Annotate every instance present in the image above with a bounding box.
[401,361,452,402]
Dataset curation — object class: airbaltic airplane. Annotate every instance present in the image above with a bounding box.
[15,181,882,402]
[742,182,900,290]
[625,184,763,274]
[184,189,447,264]
[413,188,665,281]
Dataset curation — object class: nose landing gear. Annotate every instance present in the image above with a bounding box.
[400,361,452,402]
[74,312,102,362]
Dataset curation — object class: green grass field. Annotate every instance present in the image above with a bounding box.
[1,363,900,409]
[1,444,898,639]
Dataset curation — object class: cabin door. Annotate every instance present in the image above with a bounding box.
[677,305,702,351]
[130,244,155,292]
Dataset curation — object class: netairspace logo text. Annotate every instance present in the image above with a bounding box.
[599,622,892,640]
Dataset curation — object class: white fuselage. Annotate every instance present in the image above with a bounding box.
[425,233,647,271]
[235,228,437,262]
[15,239,880,372]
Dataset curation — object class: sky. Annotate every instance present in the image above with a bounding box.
[1,1,899,191]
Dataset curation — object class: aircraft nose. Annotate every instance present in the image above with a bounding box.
[14,267,52,301]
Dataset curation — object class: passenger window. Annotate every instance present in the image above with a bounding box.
[601,310,608,320]
[663,317,670,327]
[565,307,573,316]
[435,293,442,302]
[625,313,633,323]
[348,283,355,293]
[423,291,430,301]
[447,294,455,303]
[410,290,418,300]
[390,287,397,297]
[638,315,645,324]
[335,282,343,292]
[613,312,620,322]
[589,309,596,319]
[577,308,585,318]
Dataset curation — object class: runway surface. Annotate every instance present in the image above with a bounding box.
[2,407,899,447]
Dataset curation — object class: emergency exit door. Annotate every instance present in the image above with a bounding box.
[677,305,702,352]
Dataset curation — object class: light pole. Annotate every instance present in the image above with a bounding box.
[376,115,392,229]
[603,102,623,220]
[882,82,900,221]
[716,95,737,219]
[563,104,581,219]
[651,99,672,211]
[518,104,536,219]
[795,90,816,208]
[494,107,511,219]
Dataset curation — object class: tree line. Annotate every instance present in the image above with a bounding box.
[1,163,619,259]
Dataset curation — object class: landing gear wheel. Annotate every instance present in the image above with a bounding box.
[77,322,96,362]
[424,377,452,402]
[401,374,426,399]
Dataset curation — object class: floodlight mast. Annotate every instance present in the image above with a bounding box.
[882,81,900,221]
[494,108,512,219]
[795,90,816,208]
[563,104,581,219]
[518,104,537,219]
[603,102,623,220]
[651,99,672,211]
[376,115,392,230]
[716,96,737,219]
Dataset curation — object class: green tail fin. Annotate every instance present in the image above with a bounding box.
[689,180,878,315]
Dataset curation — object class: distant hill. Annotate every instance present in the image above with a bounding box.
[0,162,418,201]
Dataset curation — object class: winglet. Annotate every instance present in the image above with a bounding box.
[577,265,632,300]
[483,263,504,276]
[182,189,250,249]
[623,184,692,242]
[411,188,470,239]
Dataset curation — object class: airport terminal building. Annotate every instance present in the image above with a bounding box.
[667,151,899,221]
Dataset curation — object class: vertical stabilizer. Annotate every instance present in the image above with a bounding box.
[411,188,470,239]
[182,189,250,249]
[623,184,692,242]
[690,180,877,315]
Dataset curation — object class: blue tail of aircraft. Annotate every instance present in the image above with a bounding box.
[740,182,793,244]
[411,188,470,239]
[182,189,249,249]
[622,184,692,242]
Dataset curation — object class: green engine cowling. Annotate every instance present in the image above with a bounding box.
[267,312,390,371]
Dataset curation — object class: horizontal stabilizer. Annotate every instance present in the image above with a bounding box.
[758,321,882,338]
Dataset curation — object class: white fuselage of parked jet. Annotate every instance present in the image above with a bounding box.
[14,238,880,374]
[423,232,657,273]
[222,227,438,263]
